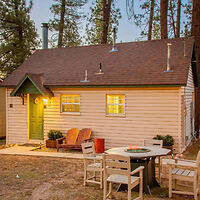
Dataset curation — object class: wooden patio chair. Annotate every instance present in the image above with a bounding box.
[143,139,163,184]
[56,128,79,151]
[57,128,92,151]
[168,151,200,200]
[103,154,144,200]
[81,142,103,189]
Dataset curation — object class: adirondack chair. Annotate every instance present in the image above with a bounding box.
[56,128,92,151]
[168,151,200,200]
[143,139,163,184]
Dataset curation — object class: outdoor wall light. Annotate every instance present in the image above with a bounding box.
[43,98,48,105]
[43,98,48,109]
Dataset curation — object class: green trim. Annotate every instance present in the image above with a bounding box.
[10,74,45,96]
[46,84,185,88]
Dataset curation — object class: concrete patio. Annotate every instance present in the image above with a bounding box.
[0,145,83,159]
[0,145,186,166]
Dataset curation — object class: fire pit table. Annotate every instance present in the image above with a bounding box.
[105,146,171,194]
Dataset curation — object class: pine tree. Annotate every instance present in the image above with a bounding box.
[132,0,160,40]
[49,0,87,48]
[182,0,192,37]
[148,0,155,40]
[0,0,38,78]
[130,0,192,40]
[85,0,121,45]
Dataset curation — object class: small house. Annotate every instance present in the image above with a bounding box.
[1,37,197,153]
[0,79,6,138]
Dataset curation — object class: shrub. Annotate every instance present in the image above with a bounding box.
[163,135,174,146]
[153,135,163,140]
[153,134,174,146]
[47,130,63,140]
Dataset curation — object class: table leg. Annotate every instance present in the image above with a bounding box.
[131,158,151,194]
[151,157,160,187]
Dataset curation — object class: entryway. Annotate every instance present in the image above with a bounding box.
[29,95,44,140]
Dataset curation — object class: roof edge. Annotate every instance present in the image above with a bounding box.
[3,84,186,89]
[45,84,185,88]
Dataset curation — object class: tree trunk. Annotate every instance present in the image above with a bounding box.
[14,2,24,63]
[192,0,200,133]
[58,0,66,48]
[148,0,155,40]
[101,0,112,44]
[175,0,181,37]
[169,0,176,37]
[160,0,168,39]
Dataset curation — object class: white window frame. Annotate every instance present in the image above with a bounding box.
[60,95,80,114]
[106,94,125,116]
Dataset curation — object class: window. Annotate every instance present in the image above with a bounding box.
[106,95,125,115]
[61,95,80,113]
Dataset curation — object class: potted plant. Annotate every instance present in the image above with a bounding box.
[46,130,63,148]
[153,134,174,151]
[162,135,174,151]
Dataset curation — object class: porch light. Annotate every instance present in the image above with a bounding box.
[43,98,48,105]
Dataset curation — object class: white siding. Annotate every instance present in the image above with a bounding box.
[6,87,183,152]
[184,65,195,146]
[6,89,27,144]
[44,88,181,151]
[0,87,6,137]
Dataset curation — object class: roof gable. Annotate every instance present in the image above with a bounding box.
[11,74,53,97]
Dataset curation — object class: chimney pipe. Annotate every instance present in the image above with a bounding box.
[80,70,90,82]
[166,43,173,72]
[41,23,49,49]
[95,63,104,75]
[109,27,118,52]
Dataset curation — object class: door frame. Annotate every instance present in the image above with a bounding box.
[27,94,44,141]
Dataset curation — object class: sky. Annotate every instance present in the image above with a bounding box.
[29,0,141,43]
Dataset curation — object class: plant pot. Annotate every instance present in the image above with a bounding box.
[46,140,57,148]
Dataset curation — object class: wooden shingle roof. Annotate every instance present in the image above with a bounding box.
[2,37,195,87]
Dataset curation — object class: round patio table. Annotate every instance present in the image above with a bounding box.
[105,146,171,194]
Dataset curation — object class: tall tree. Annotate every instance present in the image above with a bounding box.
[131,0,160,40]
[160,0,168,39]
[191,0,200,131]
[130,0,191,40]
[58,0,66,47]
[49,0,87,48]
[168,0,176,37]
[85,0,121,45]
[175,0,181,37]
[102,0,112,44]
[148,0,155,40]
[0,0,38,78]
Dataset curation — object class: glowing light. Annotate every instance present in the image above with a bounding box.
[43,98,48,105]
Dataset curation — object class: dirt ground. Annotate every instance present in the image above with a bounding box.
[180,139,200,160]
[0,154,196,200]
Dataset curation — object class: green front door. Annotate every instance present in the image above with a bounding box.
[29,95,44,140]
